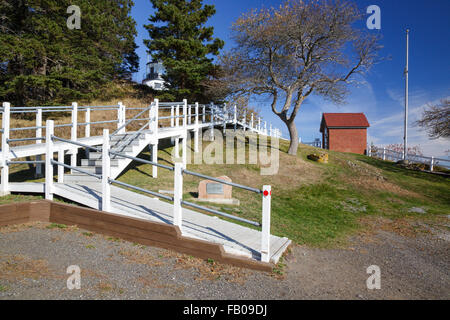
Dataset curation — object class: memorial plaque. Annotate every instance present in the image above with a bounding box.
[206,183,224,195]
[197,176,239,205]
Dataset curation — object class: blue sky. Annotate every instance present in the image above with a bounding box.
[131,0,450,156]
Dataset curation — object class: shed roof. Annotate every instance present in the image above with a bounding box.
[320,113,370,132]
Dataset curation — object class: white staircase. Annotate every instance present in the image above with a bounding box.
[64,130,155,183]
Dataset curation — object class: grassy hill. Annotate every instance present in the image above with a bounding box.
[3,116,449,248]
[113,137,449,247]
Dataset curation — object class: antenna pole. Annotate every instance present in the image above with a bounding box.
[404,29,409,160]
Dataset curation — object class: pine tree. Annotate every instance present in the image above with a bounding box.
[144,0,224,102]
[0,0,139,106]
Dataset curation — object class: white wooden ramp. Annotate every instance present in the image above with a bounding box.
[48,182,290,264]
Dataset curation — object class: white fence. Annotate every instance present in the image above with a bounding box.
[368,146,450,171]
[0,99,280,263]
[44,120,272,263]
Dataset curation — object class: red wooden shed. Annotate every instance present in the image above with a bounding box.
[320,113,370,155]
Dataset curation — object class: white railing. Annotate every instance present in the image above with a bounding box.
[1,100,282,199]
[44,120,272,263]
[369,146,450,171]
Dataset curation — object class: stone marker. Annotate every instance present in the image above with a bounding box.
[198,176,239,205]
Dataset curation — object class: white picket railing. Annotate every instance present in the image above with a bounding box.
[368,146,450,171]
[43,119,272,263]
[0,99,280,263]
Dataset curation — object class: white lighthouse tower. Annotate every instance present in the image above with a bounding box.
[142,56,167,90]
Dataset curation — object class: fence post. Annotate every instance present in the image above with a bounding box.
[70,102,78,172]
[269,123,272,137]
[120,102,126,134]
[173,162,183,228]
[182,100,188,167]
[152,99,159,135]
[102,129,111,212]
[176,104,180,127]
[117,102,123,134]
[57,149,64,183]
[261,185,271,263]
[223,104,227,135]
[1,102,10,195]
[203,105,206,123]
[171,106,174,127]
[430,157,434,172]
[383,147,386,161]
[188,103,192,125]
[35,108,43,178]
[194,102,199,153]
[45,120,54,200]
[251,113,254,130]
[85,107,91,138]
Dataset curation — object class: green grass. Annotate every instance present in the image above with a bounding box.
[3,137,449,248]
[46,223,67,230]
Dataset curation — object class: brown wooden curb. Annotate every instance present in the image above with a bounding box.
[0,200,273,272]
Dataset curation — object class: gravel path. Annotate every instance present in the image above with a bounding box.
[0,219,449,300]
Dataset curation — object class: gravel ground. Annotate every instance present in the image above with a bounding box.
[0,219,449,300]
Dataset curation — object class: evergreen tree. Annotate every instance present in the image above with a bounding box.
[144,0,224,102]
[0,0,139,106]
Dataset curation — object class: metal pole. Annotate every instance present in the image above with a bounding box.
[404,29,409,160]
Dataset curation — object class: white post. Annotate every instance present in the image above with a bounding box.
[85,107,91,138]
[102,129,111,212]
[35,108,43,177]
[203,105,206,123]
[223,104,227,134]
[430,157,434,172]
[152,143,158,178]
[251,113,254,130]
[45,120,54,201]
[234,105,237,132]
[211,104,215,124]
[175,105,180,155]
[70,102,78,172]
[261,185,271,263]
[182,100,188,167]
[150,99,159,134]
[269,123,272,137]
[383,147,386,161]
[171,106,174,127]
[173,162,183,228]
[258,117,261,132]
[117,102,124,134]
[1,102,10,195]
[120,102,126,134]
[188,103,192,125]
[194,102,199,153]
[57,149,64,183]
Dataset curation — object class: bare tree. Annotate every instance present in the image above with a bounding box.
[213,0,382,155]
[416,98,450,139]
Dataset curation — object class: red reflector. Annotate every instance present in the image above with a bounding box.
[263,190,269,197]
